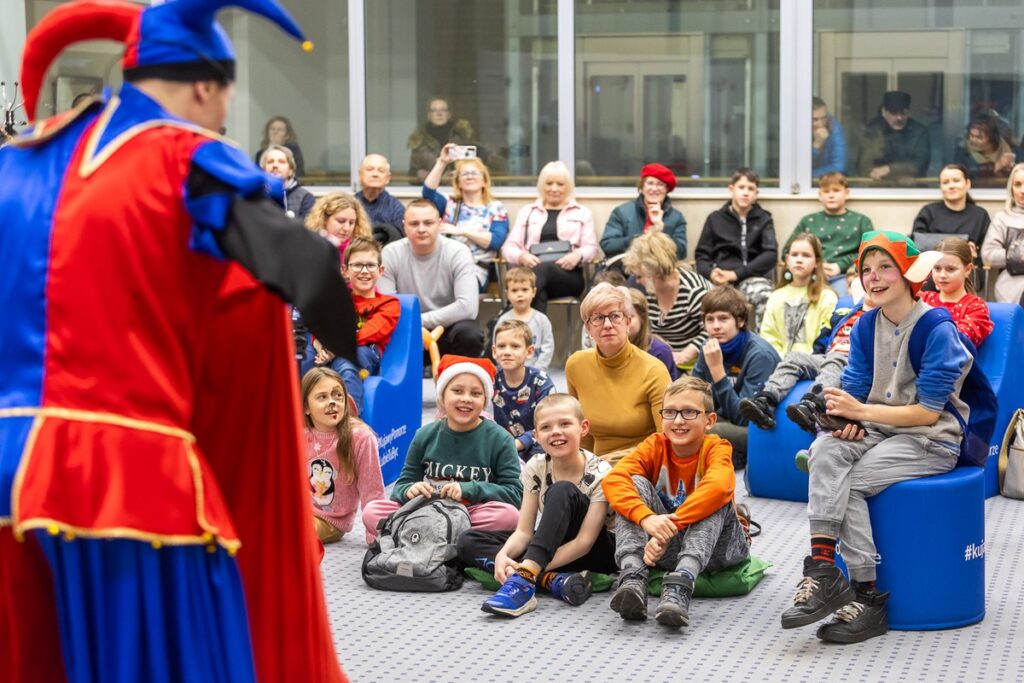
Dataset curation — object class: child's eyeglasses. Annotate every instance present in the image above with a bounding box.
[346,263,379,272]
[658,408,706,421]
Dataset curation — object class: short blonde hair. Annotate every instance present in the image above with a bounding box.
[306,192,372,240]
[533,393,585,424]
[1006,163,1024,211]
[494,319,533,347]
[536,161,575,200]
[623,231,678,279]
[664,376,714,412]
[579,282,636,322]
[505,267,537,289]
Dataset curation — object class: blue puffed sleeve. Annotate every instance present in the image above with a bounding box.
[184,140,284,259]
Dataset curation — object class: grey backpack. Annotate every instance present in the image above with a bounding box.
[361,495,471,592]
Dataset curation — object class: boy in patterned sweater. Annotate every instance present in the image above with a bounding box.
[491,319,555,461]
[603,377,751,628]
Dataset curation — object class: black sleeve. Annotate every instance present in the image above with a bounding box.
[188,167,357,362]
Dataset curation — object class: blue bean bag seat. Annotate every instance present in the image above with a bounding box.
[361,295,423,485]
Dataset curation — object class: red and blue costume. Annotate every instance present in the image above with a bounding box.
[0,2,353,682]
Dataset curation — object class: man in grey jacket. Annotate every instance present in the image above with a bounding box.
[379,198,485,357]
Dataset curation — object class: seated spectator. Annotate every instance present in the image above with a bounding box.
[566,283,671,464]
[493,268,554,370]
[953,114,1016,185]
[378,199,486,357]
[760,233,838,356]
[912,164,990,262]
[502,161,597,312]
[627,289,680,381]
[789,172,873,297]
[254,115,304,177]
[260,144,314,221]
[694,167,777,330]
[921,238,993,347]
[490,319,555,461]
[691,286,781,470]
[355,153,406,242]
[407,97,474,183]
[603,376,750,627]
[981,163,1024,305]
[306,192,372,264]
[812,97,846,177]
[857,91,930,182]
[423,144,509,290]
[781,231,971,644]
[625,232,712,370]
[600,163,687,263]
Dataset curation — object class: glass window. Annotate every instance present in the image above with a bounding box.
[224,2,351,185]
[575,1,780,188]
[365,0,558,187]
[815,2,1024,188]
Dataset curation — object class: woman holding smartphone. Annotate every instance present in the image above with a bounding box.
[501,161,598,312]
[423,143,509,290]
[599,163,687,265]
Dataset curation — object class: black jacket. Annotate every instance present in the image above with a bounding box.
[694,201,778,282]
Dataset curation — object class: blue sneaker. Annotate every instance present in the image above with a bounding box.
[481,573,538,617]
[543,571,593,606]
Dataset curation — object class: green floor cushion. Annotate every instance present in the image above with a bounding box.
[648,556,771,598]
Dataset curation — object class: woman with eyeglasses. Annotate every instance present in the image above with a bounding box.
[422,143,509,291]
[501,161,598,312]
[566,283,671,465]
[599,163,688,265]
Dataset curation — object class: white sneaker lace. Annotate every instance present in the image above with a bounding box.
[793,576,820,604]
[834,601,865,622]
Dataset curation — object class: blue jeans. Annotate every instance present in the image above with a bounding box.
[301,343,380,413]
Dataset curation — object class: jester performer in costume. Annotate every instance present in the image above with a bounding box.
[0,1,355,682]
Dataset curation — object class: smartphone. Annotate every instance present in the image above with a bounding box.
[449,145,477,160]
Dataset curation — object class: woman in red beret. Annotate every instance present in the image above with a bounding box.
[599,163,688,265]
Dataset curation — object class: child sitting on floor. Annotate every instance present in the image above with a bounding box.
[781,231,973,644]
[628,289,681,380]
[493,267,554,370]
[603,376,751,628]
[361,355,523,540]
[459,394,617,617]
[760,233,838,356]
[920,238,993,347]
[491,319,555,461]
[691,286,781,470]
[301,368,385,545]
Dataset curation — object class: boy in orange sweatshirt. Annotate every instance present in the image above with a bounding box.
[602,376,750,628]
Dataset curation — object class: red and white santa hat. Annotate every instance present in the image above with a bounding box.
[435,355,496,406]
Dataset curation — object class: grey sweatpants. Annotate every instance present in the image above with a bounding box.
[760,351,848,404]
[807,429,956,582]
[614,476,750,578]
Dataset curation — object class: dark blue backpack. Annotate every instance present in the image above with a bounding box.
[854,307,997,467]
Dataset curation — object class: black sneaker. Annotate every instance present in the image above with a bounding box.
[780,556,856,629]
[610,567,649,621]
[816,589,890,644]
[655,572,694,628]
[739,394,777,430]
[786,399,822,435]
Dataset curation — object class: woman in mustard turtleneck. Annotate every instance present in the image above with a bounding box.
[566,283,671,464]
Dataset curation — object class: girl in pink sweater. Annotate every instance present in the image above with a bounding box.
[302,367,385,544]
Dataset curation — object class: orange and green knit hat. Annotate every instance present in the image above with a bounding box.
[855,230,938,296]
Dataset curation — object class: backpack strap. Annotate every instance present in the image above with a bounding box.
[906,307,960,375]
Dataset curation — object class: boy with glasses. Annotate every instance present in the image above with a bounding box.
[603,376,751,628]
[691,286,781,470]
[334,236,400,411]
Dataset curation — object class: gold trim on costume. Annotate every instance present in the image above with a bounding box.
[9,95,103,148]
[0,407,195,443]
[76,94,238,179]
[2,407,239,550]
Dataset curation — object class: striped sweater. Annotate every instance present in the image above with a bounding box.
[645,268,714,352]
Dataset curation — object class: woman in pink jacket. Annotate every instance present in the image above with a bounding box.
[502,161,598,311]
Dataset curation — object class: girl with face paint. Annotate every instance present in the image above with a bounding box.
[301,368,385,545]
